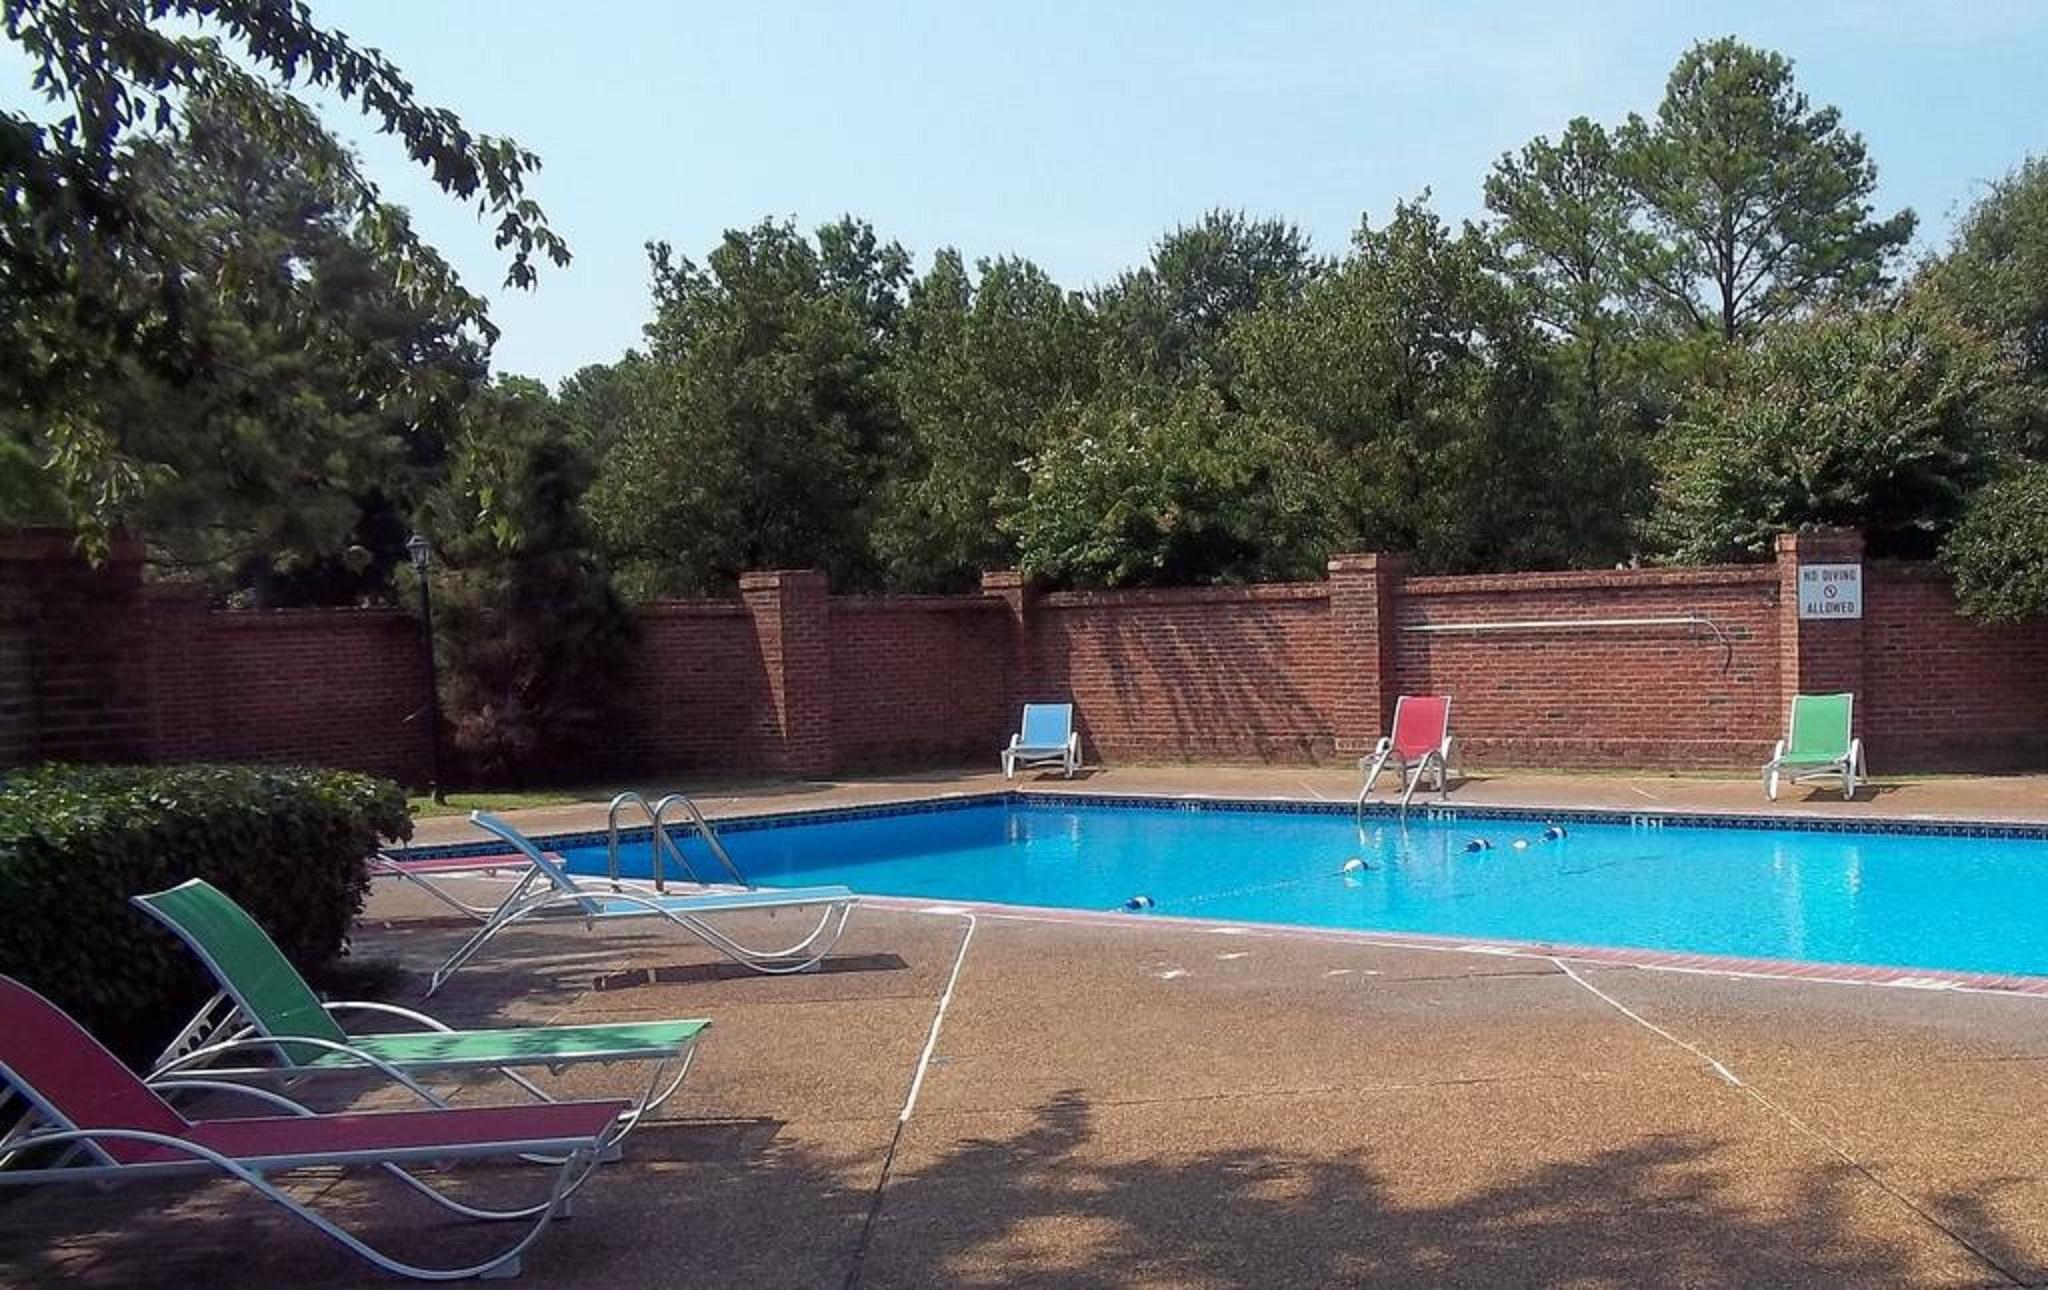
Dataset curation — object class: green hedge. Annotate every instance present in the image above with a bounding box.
[0,764,410,1060]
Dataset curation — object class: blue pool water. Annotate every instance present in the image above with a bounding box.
[553,800,2048,978]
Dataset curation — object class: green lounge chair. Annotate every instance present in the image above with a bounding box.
[1762,692,1865,801]
[135,879,706,1147]
[0,973,626,1280]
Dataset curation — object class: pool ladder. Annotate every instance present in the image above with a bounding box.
[605,792,751,894]
[1356,765,1441,824]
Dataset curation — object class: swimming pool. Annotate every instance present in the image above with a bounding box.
[546,796,2048,980]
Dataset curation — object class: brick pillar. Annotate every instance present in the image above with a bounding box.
[1774,529,1867,727]
[739,569,834,778]
[1327,553,1407,760]
[979,569,1038,718]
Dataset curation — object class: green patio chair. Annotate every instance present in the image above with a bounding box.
[135,879,707,1148]
[1762,692,1865,801]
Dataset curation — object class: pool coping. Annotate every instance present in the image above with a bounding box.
[382,787,2048,996]
[395,786,2048,861]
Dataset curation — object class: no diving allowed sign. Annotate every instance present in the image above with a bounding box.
[1798,563,1862,619]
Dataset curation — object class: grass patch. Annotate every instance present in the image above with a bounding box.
[406,788,610,819]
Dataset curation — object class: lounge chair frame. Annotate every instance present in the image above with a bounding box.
[371,850,539,921]
[425,813,857,995]
[134,880,705,1156]
[0,976,626,1281]
[1763,692,1865,801]
[1003,703,1081,779]
[1360,695,1456,807]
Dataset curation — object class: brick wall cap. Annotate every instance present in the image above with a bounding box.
[738,569,827,592]
[1327,553,1407,574]
[1040,582,1328,608]
[831,595,1005,614]
[640,599,747,617]
[1774,528,1866,557]
[1404,565,1775,595]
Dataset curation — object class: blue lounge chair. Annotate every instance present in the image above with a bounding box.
[1003,703,1080,778]
[426,813,858,995]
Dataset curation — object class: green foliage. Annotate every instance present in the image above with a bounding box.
[1923,156,2048,454]
[586,218,910,597]
[1234,199,1636,571]
[1942,462,2048,624]
[1618,37,1914,340]
[0,763,408,1059]
[874,251,1099,589]
[1650,300,2018,562]
[1095,209,1322,391]
[6,104,487,605]
[1,2,562,551]
[1011,388,1332,587]
[426,379,635,784]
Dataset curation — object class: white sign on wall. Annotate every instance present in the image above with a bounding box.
[1797,563,1863,620]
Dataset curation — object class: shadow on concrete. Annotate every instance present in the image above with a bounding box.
[593,952,912,992]
[2,1087,2031,1287]
[855,1089,2021,1288]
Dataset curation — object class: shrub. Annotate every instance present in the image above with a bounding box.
[0,763,409,1061]
[1942,461,2048,624]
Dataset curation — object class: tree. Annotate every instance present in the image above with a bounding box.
[1922,156,2048,455]
[2,0,564,547]
[6,104,488,605]
[1942,462,2048,623]
[1233,199,1633,571]
[1010,387,1332,588]
[1486,118,1661,420]
[425,378,633,784]
[1618,38,1914,342]
[873,250,1097,589]
[585,218,910,597]
[557,353,659,459]
[1649,298,2018,562]
[1095,209,1321,392]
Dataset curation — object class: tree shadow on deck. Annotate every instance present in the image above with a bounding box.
[860,1089,2025,1288]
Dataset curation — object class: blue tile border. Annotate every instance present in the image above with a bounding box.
[389,787,2048,860]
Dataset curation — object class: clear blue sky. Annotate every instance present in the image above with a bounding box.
[27,1,2048,383]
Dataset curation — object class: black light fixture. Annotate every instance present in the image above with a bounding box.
[406,532,447,805]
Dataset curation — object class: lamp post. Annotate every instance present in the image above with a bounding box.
[406,533,447,805]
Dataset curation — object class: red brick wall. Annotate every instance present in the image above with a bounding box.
[607,603,773,774]
[1396,567,1782,767]
[175,609,432,782]
[1863,565,2048,769]
[8,529,2048,782]
[1020,584,1339,763]
[830,598,1010,769]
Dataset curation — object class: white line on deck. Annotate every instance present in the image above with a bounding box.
[1551,955,2024,1284]
[899,911,976,1123]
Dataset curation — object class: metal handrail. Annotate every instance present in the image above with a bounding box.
[605,791,751,894]
[650,793,751,889]
[1404,614,1735,672]
[606,792,697,893]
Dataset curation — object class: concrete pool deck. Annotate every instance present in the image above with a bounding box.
[11,765,2048,1287]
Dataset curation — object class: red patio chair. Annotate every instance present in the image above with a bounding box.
[1359,695,1455,805]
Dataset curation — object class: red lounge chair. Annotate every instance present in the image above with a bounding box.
[0,974,629,1280]
[1359,695,1455,806]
